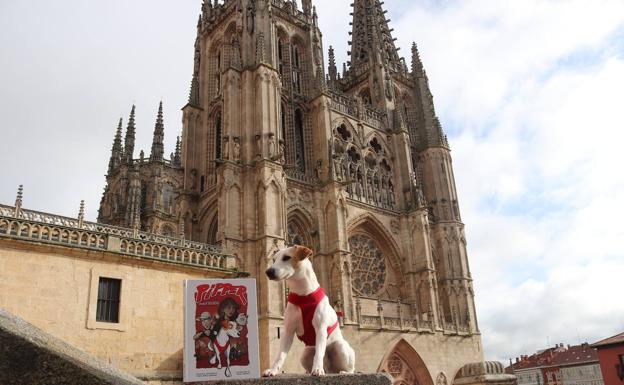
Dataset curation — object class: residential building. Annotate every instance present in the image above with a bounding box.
[592,332,624,385]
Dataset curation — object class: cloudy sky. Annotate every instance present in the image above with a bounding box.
[1,0,623,364]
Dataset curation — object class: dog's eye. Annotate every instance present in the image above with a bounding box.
[282,256,291,262]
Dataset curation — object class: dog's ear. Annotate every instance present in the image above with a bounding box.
[294,245,313,260]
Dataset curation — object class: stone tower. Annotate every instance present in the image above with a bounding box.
[98,103,183,235]
[99,0,484,382]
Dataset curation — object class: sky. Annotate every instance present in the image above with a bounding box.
[1,0,623,365]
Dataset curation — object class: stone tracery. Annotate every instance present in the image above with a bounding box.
[348,233,387,296]
[333,123,396,210]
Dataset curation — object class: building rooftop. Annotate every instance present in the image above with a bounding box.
[552,344,598,367]
[591,332,624,349]
[508,343,599,372]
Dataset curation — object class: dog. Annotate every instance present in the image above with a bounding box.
[208,320,241,377]
[262,245,355,376]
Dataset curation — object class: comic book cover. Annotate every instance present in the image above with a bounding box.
[183,279,259,382]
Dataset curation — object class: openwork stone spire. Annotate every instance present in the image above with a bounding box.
[174,136,181,166]
[14,185,23,218]
[124,105,136,164]
[78,200,85,228]
[328,46,337,81]
[150,101,165,162]
[108,118,124,173]
[348,0,401,70]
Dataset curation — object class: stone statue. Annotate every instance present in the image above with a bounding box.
[223,136,230,160]
[268,133,276,159]
[233,137,241,161]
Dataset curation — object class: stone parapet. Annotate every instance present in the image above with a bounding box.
[0,203,237,272]
[0,308,143,385]
[190,373,392,385]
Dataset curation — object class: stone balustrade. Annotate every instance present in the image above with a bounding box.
[0,204,237,272]
[354,296,473,336]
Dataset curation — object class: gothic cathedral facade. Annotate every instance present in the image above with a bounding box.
[98,0,484,382]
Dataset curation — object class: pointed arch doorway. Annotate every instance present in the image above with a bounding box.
[378,339,435,385]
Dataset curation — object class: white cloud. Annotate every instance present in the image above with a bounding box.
[384,0,624,362]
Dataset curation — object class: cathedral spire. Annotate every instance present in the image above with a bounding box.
[150,101,165,162]
[348,0,401,70]
[410,43,450,150]
[124,105,136,164]
[108,118,124,173]
[411,42,424,78]
[188,37,201,108]
[328,46,337,82]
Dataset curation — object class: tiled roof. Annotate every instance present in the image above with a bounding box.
[507,343,600,372]
[591,332,624,348]
[552,344,598,366]
[509,348,557,371]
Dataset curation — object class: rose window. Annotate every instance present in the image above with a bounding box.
[349,234,386,296]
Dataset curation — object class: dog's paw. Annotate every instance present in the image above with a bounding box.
[311,367,325,376]
[263,368,280,377]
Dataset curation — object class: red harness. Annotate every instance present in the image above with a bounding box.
[287,287,339,347]
[214,338,231,355]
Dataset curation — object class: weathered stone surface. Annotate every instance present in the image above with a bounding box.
[0,307,143,385]
[191,373,393,385]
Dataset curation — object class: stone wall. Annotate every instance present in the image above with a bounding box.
[0,238,234,380]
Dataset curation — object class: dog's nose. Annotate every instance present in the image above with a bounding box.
[265,268,276,280]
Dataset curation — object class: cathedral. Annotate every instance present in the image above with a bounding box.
[97,0,489,382]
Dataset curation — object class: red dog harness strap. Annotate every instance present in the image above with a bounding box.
[214,338,231,354]
[287,287,339,347]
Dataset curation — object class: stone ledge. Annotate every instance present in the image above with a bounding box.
[0,307,143,385]
[191,373,393,385]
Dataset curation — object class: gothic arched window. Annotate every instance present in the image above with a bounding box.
[277,38,285,77]
[292,45,301,94]
[287,222,305,246]
[280,102,286,142]
[216,50,222,94]
[215,112,222,159]
[207,214,218,245]
[294,109,305,171]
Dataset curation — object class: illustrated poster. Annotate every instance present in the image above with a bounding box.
[183,279,259,382]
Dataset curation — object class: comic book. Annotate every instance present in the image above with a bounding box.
[183,279,259,382]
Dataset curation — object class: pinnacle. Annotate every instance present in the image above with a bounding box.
[124,105,136,163]
[411,42,425,78]
[150,101,165,162]
[348,0,401,70]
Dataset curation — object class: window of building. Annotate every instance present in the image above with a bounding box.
[216,50,222,94]
[294,109,305,171]
[215,112,222,160]
[278,39,284,76]
[619,354,624,366]
[96,277,121,323]
[292,45,301,94]
[280,103,286,142]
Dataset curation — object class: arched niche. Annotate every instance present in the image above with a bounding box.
[287,207,315,247]
[378,339,435,385]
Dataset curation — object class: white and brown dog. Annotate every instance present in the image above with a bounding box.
[263,245,355,376]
